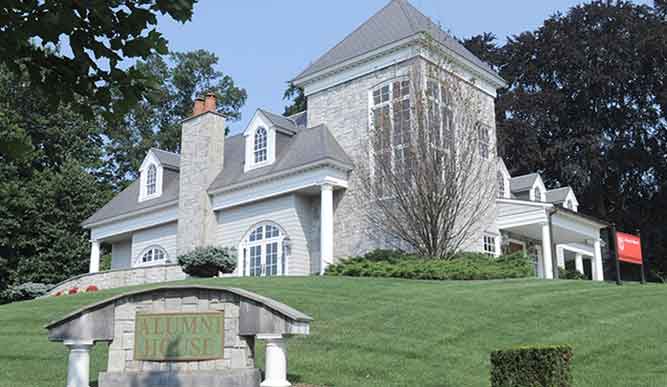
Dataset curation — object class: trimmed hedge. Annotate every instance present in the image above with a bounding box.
[558,267,587,280]
[325,250,533,280]
[177,246,237,277]
[490,345,573,387]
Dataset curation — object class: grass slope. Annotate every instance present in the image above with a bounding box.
[0,277,666,387]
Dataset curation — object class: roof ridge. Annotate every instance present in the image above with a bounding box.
[395,0,418,34]
[150,147,180,156]
[294,0,400,79]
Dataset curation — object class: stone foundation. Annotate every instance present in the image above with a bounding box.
[98,369,261,387]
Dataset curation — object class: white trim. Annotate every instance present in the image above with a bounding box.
[529,176,547,202]
[506,238,527,255]
[294,34,505,98]
[82,200,178,229]
[138,151,164,202]
[134,245,168,268]
[211,165,349,211]
[244,112,278,172]
[238,222,289,277]
[90,204,178,241]
[497,198,554,208]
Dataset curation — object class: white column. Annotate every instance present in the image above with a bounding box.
[64,340,94,387]
[592,239,604,281]
[575,254,584,274]
[556,245,566,269]
[541,223,554,279]
[89,241,100,273]
[258,334,291,387]
[320,183,334,274]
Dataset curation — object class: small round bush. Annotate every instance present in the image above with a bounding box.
[177,246,237,278]
[1,282,52,303]
[68,288,78,295]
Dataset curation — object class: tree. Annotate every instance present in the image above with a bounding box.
[0,1,197,119]
[356,59,496,258]
[0,66,113,288]
[282,82,306,116]
[463,1,667,277]
[103,50,247,188]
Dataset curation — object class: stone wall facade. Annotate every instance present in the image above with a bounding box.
[307,58,499,258]
[177,112,226,254]
[48,264,187,296]
[105,288,254,374]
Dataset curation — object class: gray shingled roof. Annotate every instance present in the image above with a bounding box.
[82,168,180,226]
[208,124,353,191]
[510,173,540,193]
[545,187,572,204]
[151,148,180,170]
[84,115,352,226]
[287,111,308,128]
[294,0,502,83]
[258,109,300,133]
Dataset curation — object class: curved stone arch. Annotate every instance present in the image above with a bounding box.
[238,221,290,277]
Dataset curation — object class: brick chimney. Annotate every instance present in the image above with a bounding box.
[177,94,225,254]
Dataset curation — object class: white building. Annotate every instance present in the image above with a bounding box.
[80,0,608,284]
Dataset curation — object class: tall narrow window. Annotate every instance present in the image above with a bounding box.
[146,165,157,195]
[497,172,505,198]
[239,222,288,277]
[370,79,411,190]
[254,127,267,163]
[533,187,542,202]
[477,123,490,159]
[483,234,497,257]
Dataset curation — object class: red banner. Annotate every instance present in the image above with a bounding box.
[616,232,643,264]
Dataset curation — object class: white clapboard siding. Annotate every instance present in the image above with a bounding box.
[111,240,132,269]
[131,222,178,266]
[216,193,314,276]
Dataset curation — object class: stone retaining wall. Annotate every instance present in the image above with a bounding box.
[48,264,188,295]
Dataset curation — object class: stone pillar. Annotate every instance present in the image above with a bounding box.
[258,334,291,387]
[556,245,566,269]
[575,254,584,274]
[89,241,100,274]
[64,340,94,387]
[320,183,334,274]
[592,239,604,281]
[541,223,554,279]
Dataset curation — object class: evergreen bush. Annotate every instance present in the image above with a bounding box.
[177,246,237,277]
[0,282,52,303]
[325,250,532,281]
[558,267,587,280]
[490,345,573,387]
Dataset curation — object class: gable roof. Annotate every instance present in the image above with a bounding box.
[82,168,180,227]
[510,173,540,193]
[258,108,301,133]
[208,124,353,192]
[545,187,573,204]
[150,148,180,170]
[294,0,501,83]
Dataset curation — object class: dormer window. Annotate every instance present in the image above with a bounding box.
[533,187,542,202]
[138,151,164,202]
[254,127,268,163]
[146,165,157,195]
[497,171,505,198]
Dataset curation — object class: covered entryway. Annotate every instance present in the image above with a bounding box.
[497,198,608,281]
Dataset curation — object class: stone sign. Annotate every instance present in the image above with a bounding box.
[45,285,312,387]
[134,312,225,361]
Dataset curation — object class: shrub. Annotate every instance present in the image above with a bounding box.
[68,287,78,295]
[490,345,573,387]
[177,246,237,277]
[325,251,533,281]
[1,282,52,303]
[85,285,99,292]
[558,267,587,280]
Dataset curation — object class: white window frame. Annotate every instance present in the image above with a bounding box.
[244,112,277,172]
[138,152,164,202]
[238,222,289,277]
[135,245,168,267]
[254,126,268,164]
[483,234,499,257]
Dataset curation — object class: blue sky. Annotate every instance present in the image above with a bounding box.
[156,0,648,134]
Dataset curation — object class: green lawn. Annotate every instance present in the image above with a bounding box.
[0,277,666,387]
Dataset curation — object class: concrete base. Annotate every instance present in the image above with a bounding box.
[98,369,261,387]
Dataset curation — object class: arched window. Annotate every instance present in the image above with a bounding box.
[146,164,157,195]
[137,246,167,267]
[239,222,289,277]
[497,171,505,198]
[254,127,267,163]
